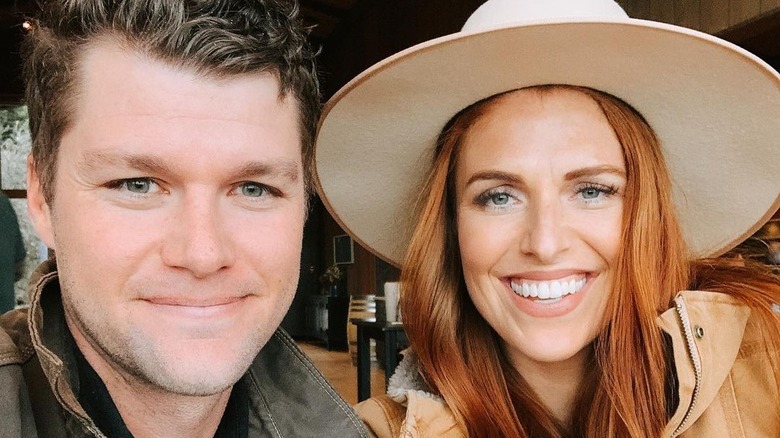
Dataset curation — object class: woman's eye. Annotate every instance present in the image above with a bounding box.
[576,184,618,203]
[475,187,520,210]
[239,182,268,198]
[581,187,602,199]
[489,192,511,205]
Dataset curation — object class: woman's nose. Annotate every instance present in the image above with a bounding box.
[518,198,571,263]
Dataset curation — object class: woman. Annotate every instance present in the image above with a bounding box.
[314,1,780,436]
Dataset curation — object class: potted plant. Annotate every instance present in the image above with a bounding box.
[318,264,343,296]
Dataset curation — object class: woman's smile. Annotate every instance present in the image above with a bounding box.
[456,87,625,366]
[509,273,588,301]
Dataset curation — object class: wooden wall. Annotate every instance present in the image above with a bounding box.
[318,0,780,99]
[617,0,780,34]
[317,0,484,99]
[320,201,383,296]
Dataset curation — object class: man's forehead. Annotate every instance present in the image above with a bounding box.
[69,41,297,127]
[83,36,288,85]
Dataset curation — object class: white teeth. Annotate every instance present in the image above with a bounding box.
[510,275,587,300]
[538,283,550,299]
[550,281,562,298]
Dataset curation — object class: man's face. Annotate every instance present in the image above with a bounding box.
[27,40,306,396]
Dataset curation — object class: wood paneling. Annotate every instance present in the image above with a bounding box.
[318,0,482,99]
[700,0,732,33]
[731,0,762,24]
[0,189,26,199]
[649,0,677,23]
[320,199,378,296]
[674,0,702,29]
[621,0,777,33]
[621,0,650,18]
[762,0,780,12]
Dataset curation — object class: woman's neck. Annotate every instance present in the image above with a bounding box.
[508,346,593,427]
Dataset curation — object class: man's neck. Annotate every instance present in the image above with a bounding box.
[73,335,233,438]
[107,370,232,438]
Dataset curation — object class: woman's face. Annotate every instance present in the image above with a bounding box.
[455,88,625,372]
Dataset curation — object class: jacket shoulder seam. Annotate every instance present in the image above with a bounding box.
[271,330,368,435]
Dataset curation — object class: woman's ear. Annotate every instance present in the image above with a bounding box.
[26,155,56,250]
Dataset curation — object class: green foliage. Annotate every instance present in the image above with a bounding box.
[0,106,29,144]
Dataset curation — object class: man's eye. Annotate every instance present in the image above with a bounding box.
[107,178,158,194]
[239,182,268,198]
[125,179,153,193]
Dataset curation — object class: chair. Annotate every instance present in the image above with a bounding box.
[347,294,377,366]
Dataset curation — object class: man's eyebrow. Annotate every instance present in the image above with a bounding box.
[233,161,301,183]
[77,151,300,182]
[564,165,626,181]
[78,151,178,175]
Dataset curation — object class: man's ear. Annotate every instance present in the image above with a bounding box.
[26,155,56,250]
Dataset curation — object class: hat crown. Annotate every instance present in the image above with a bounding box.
[462,0,629,32]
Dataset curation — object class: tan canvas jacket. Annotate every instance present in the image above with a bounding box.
[357,291,780,437]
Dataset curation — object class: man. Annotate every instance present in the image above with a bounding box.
[0,191,25,313]
[0,1,367,436]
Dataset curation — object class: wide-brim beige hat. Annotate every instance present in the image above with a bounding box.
[315,0,780,267]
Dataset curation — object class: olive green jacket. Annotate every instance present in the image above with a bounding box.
[357,291,780,437]
[0,260,368,437]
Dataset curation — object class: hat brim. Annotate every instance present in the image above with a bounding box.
[315,19,780,267]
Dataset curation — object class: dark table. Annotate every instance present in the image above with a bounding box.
[350,318,407,402]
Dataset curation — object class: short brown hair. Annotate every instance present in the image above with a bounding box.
[24,0,320,202]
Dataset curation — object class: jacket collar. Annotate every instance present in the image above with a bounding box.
[657,290,750,437]
[27,258,100,435]
[386,349,441,405]
[24,259,368,437]
[386,350,463,436]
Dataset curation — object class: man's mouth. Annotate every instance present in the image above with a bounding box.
[509,274,587,303]
[144,296,246,307]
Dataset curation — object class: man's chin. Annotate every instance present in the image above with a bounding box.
[121,341,259,397]
[138,360,249,397]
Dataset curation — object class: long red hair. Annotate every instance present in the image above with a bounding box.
[400,85,780,437]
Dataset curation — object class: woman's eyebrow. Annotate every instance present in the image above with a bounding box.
[465,170,524,186]
[463,165,625,188]
[564,165,626,181]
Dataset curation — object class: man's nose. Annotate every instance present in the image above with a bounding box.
[161,195,235,278]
